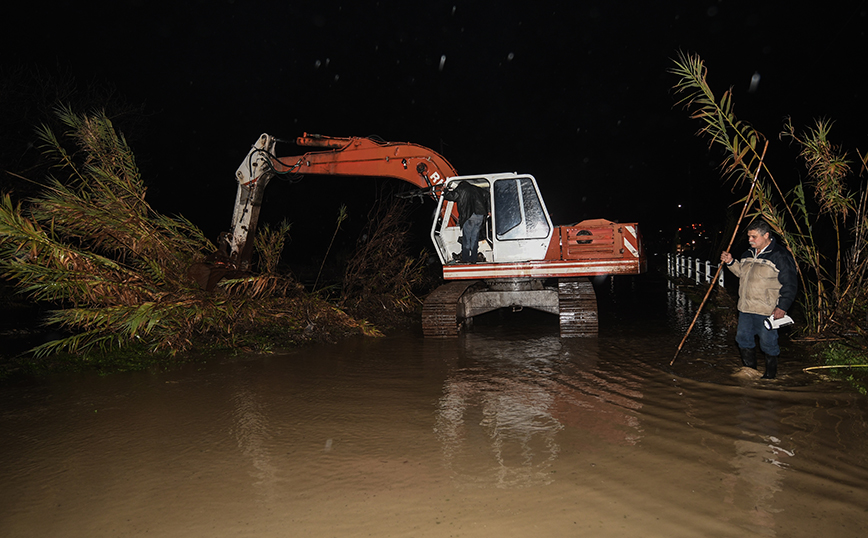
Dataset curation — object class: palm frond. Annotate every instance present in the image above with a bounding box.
[1,108,379,361]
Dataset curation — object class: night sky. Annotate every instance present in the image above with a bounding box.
[3,1,866,258]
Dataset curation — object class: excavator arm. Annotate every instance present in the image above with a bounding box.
[223,133,458,269]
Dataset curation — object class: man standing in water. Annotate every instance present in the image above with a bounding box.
[720,219,798,379]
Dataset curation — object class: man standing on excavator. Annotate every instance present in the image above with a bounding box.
[444,180,489,264]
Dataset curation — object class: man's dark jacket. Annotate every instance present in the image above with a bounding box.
[443,182,488,227]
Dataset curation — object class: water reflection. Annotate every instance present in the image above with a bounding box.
[436,332,645,488]
[437,365,563,487]
[725,392,794,534]
[667,279,717,337]
[723,434,792,535]
[231,385,279,500]
[673,380,801,537]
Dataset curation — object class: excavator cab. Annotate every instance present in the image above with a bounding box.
[431,173,553,266]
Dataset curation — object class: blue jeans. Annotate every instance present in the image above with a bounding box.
[461,213,485,263]
[736,312,780,356]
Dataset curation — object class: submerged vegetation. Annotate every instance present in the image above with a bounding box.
[670,51,868,389]
[0,108,411,378]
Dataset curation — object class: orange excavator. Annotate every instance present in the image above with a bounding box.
[220,133,646,337]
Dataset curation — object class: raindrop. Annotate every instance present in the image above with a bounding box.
[315,59,322,69]
[507,52,515,61]
[439,54,446,72]
[748,71,761,93]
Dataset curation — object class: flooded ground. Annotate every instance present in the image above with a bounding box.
[2,273,867,537]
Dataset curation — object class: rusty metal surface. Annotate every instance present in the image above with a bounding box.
[422,280,478,338]
[558,277,598,337]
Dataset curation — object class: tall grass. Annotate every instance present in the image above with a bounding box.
[0,108,378,360]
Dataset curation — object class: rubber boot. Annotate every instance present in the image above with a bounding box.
[762,355,778,379]
[739,347,757,369]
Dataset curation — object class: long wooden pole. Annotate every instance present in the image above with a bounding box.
[670,141,769,366]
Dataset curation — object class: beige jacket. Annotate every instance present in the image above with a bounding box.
[726,239,797,316]
[727,257,779,315]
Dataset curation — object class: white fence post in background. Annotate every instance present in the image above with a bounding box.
[667,254,724,287]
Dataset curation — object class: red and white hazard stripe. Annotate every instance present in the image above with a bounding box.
[622,225,639,258]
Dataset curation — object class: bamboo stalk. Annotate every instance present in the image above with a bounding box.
[803,364,868,372]
[671,141,769,366]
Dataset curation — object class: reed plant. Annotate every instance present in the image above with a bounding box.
[670,51,868,339]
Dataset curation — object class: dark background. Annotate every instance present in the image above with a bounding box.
[2,1,866,262]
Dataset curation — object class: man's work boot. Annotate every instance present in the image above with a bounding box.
[762,355,778,379]
[739,347,757,369]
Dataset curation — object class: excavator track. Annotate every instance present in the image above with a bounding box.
[558,277,598,337]
[422,280,478,338]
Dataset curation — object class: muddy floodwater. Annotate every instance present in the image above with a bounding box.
[2,274,868,537]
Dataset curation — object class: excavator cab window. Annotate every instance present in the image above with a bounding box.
[493,177,550,240]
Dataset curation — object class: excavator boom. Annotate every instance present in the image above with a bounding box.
[226,133,457,267]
